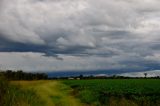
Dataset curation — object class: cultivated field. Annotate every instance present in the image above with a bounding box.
[63,79,160,106]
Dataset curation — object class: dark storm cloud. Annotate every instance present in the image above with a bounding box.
[0,36,45,52]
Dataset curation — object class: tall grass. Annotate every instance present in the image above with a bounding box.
[0,74,8,106]
[0,74,44,106]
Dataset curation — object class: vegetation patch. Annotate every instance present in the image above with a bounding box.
[0,74,44,106]
[63,79,160,106]
[50,95,62,106]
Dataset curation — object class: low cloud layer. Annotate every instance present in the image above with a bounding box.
[119,70,160,77]
[0,0,160,72]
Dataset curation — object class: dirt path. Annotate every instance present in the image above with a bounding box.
[12,80,83,106]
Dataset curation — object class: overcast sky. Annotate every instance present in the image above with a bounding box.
[0,0,160,72]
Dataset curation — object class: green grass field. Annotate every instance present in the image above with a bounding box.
[63,79,160,106]
[1,78,160,106]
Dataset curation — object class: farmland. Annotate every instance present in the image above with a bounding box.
[63,79,160,106]
[1,77,160,106]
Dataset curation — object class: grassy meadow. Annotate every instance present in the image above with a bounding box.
[1,76,160,106]
[11,80,83,106]
[63,79,160,106]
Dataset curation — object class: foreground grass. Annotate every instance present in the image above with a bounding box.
[12,80,83,106]
[0,77,44,106]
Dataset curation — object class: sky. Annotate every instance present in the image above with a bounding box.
[119,70,160,77]
[0,0,160,74]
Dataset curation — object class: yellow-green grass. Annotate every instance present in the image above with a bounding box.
[12,80,83,106]
[0,77,44,106]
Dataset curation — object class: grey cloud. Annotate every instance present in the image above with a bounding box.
[0,0,160,72]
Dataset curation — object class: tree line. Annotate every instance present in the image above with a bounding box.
[0,70,48,80]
